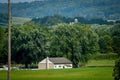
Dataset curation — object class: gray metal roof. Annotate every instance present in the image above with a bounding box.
[49,57,72,64]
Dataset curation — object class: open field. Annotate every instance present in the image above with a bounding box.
[12,17,31,25]
[86,60,115,67]
[0,67,114,80]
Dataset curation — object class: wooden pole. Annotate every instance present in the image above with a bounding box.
[8,0,11,80]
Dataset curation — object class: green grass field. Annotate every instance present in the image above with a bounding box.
[0,67,114,80]
[86,60,115,67]
[12,17,31,25]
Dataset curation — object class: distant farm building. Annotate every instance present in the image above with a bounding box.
[74,18,78,23]
[38,57,73,69]
[70,18,78,25]
[107,20,116,23]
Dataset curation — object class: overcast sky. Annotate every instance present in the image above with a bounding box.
[0,0,44,3]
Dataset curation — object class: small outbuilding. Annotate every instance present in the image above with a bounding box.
[38,57,73,69]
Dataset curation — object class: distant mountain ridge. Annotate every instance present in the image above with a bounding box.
[0,0,120,20]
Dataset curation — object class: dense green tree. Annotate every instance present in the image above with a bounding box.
[113,58,120,80]
[0,27,4,53]
[0,13,8,26]
[111,24,120,80]
[0,22,118,69]
[93,25,113,53]
[0,27,7,64]
[49,24,81,67]
[99,35,113,53]
[49,23,99,67]
[11,22,48,68]
[111,24,120,54]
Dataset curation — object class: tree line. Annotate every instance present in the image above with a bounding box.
[0,22,119,68]
[1,13,120,27]
[32,15,120,26]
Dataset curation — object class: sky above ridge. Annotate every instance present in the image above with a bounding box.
[0,0,44,3]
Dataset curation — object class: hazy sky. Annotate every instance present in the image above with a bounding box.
[0,0,44,3]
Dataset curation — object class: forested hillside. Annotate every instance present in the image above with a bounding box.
[32,15,120,26]
[1,13,120,27]
[0,13,8,26]
[0,13,31,26]
[0,0,120,19]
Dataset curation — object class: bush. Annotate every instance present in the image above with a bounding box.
[87,53,117,60]
[113,58,120,80]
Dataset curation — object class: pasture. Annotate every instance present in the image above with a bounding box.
[12,17,31,25]
[0,67,114,80]
[86,60,115,67]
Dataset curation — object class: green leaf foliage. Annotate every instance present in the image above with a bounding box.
[0,22,118,68]
[111,24,120,80]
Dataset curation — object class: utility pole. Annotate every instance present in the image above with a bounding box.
[8,0,11,80]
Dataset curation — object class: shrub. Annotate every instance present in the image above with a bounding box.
[87,53,117,60]
[113,58,120,80]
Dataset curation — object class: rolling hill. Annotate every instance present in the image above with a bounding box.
[0,13,31,26]
[12,17,31,25]
[0,0,120,20]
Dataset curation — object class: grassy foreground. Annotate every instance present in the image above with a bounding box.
[0,67,114,80]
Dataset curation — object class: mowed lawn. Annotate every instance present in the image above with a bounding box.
[0,67,114,80]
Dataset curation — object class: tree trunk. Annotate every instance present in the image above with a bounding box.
[25,63,28,68]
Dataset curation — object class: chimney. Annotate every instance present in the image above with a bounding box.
[46,57,49,69]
